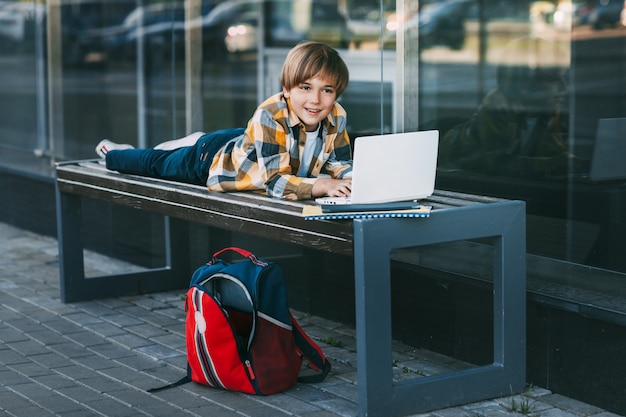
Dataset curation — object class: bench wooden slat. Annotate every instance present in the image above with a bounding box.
[56,160,353,255]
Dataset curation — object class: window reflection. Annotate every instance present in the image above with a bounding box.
[438,36,579,178]
[419,0,626,273]
[0,0,44,152]
[0,0,625,277]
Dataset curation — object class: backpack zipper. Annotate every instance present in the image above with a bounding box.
[244,359,256,381]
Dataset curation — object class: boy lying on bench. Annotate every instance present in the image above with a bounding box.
[96,41,353,202]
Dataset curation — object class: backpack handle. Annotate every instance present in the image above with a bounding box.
[211,247,266,266]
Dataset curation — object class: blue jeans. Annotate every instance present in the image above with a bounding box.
[105,128,245,185]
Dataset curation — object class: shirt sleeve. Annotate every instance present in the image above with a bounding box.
[320,127,353,179]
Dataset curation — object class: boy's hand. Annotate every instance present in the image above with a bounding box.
[312,178,352,198]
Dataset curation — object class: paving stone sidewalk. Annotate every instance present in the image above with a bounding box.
[0,222,622,417]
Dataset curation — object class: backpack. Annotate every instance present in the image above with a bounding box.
[150,247,331,395]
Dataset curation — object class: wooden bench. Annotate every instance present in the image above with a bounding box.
[55,159,527,417]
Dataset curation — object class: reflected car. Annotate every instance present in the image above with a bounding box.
[81,1,232,61]
[0,2,44,50]
[87,0,348,62]
[385,0,474,50]
[306,0,351,49]
[345,3,399,48]
[224,11,304,53]
[586,0,626,29]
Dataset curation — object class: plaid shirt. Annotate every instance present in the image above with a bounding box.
[207,93,353,200]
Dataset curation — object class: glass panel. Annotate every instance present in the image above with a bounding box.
[4,0,624,301]
[401,0,626,274]
[59,0,142,156]
[258,0,395,136]
[0,0,396,160]
[0,1,44,152]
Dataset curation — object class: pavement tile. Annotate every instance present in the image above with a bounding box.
[97,366,163,389]
[4,316,47,335]
[124,323,172,339]
[43,317,89,335]
[87,342,138,360]
[139,313,186,329]
[0,324,30,343]
[74,301,124,316]
[136,343,184,360]
[23,328,68,346]
[12,307,58,324]
[2,404,57,417]
[32,373,83,390]
[184,403,243,417]
[8,361,56,378]
[261,391,330,415]
[49,341,104,359]
[65,329,117,348]
[77,375,133,394]
[149,333,186,350]
[100,313,145,328]
[115,305,160,320]
[534,408,581,417]
[113,350,166,371]
[288,384,343,403]
[29,352,75,370]
[103,387,164,407]
[57,410,101,417]
[314,397,359,417]
[131,297,173,310]
[9,382,83,414]
[62,311,108,326]
[83,321,129,337]
[61,384,109,403]
[153,387,229,409]
[300,411,349,417]
[71,354,122,371]
[0,368,31,386]
[6,339,51,357]
[541,394,605,416]
[79,397,140,417]
[108,333,154,349]
[151,306,186,320]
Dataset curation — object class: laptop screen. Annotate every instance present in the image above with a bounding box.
[350,130,439,204]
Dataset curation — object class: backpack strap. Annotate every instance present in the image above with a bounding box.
[147,375,191,393]
[290,313,332,383]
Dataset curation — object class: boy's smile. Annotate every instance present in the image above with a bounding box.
[283,76,337,132]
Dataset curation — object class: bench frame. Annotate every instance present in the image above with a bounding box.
[56,160,526,417]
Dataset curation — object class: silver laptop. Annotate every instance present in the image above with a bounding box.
[589,118,626,181]
[316,130,439,209]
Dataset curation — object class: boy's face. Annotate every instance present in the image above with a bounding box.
[283,75,337,132]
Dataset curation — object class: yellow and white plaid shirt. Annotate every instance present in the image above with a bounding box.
[207,93,353,200]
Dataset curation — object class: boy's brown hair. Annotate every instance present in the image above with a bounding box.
[280,41,349,97]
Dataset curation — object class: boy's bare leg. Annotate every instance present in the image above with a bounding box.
[153,131,206,151]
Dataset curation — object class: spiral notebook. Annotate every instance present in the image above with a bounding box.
[302,204,431,220]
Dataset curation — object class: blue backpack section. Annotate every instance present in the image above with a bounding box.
[189,249,292,327]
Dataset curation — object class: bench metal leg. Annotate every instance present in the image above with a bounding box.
[353,201,526,417]
[55,186,191,303]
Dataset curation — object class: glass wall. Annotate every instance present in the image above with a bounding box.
[396,0,626,287]
[1,0,625,306]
